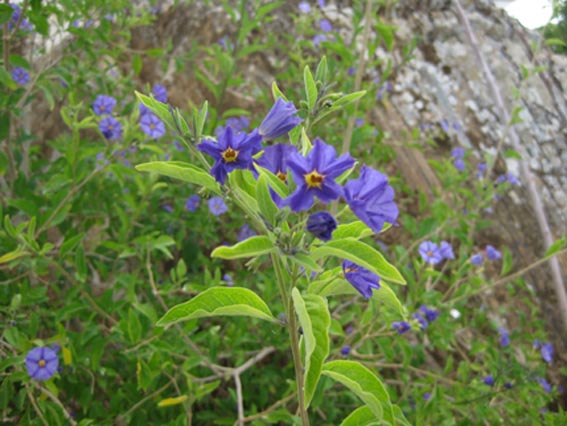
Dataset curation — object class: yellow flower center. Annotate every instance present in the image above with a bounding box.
[304,170,325,188]
[345,267,358,274]
[276,171,287,182]
[426,250,433,257]
[100,105,105,110]
[222,147,239,163]
[149,123,156,130]
[38,359,46,367]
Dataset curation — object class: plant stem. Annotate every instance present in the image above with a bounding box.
[271,254,309,425]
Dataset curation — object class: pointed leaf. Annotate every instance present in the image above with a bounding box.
[211,236,275,259]
[291,288,330,408]
[341,406,380,426]
[136,161,221,195]
[157,287,275,326]
[322,360,394,423]
[256,174,278,224]
[310,238,405,284]
[304,65,318,111]
[333,221,374,240]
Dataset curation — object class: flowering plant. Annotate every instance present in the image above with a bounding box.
[136,57,410,424]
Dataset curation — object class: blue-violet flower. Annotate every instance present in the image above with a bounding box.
[342,260,380,298]
[306,211,337,241]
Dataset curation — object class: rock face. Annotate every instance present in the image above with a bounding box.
[376,0,567,341]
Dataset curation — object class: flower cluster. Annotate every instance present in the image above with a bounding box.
[470,245,501,265]
[392,305,439,334]
[451,146,465,172]
[8,3,34,31]
[198,97,400,300]
[418,240,454,265]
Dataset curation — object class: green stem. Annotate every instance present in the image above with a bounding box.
[271,254,309,425]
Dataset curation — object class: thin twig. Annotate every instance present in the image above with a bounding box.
[239,393,296,424]
[34,382,77,426]
[340,0,374,155]
[120,381,172,420]
[25,385,49,426]
[448,247,567,304]
[234,372,244,426]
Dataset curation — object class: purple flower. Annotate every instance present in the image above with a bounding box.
[419,305,440,323]
[342,260,380,298]
[537,377,552,393]
[99,117,123,141]
[453,159,465,172]
[483,375,495,387]
[344,166,398,233]
[440,120,450,132]
[306,211,337,241]
[198,127,262,185]
[347,67,355,76]
[174,140,184,151]
[439,241,455,260]
[355,118,364,127]
[92,95,117,116]
[486,245,501,260]
[152,84,167,103]
[162,204,174,213]
[8,3,33,31]
[418,241,443,265]
[340,345,351,356]
[237,224,256,242]
[285,138,354,211]
[255,143,298,206]
[259,98,302,140]
[226,116,250,133]
[208,197,228,216]
[298,1,311,13]
[12,67,30,85]
[451,147,465,159]
[140,113,166,139]
[423,392,431,401]
[541,342,554,364]
[412,312,428,330]
[319,19,332,32]
[392,321,411,334]
[185,195,200,212]
[313,34,327,47]
[218,37,234,51]
[533,340,542,349]
[25,347,59,380]
[498,327,510,347]
[504,382,513,389]
[223,273,233,285]
[497,173,520,185]
[139,102,151,117]
[318,0,326,7]
[470,253,483,265]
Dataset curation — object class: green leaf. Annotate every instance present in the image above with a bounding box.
[0,113,9,141]
[128,308,142,343]
[372,282,405,316]
[271,81,288,102]
[75,244,87,283]
[0,66,17,90]
[315,56,328,85]
[254,165,289,199]
[332,91,366,108]
[256,174,278,224]
[545,237,566,258]
[0,4,14,26]
[156,287,275,326]
[304,65,318,112]
[310,238,405,285]
[287,252,322,273]
[322,360,394,423]
[291,288,330,408]
[135,91,175,131]
[341,406,380,426]
[0,249,29,264]
[59,233,85,258]
[211,236,275,259]
[333,221,374,240]
[132,54,142,76]
[376,21,396,51]
[135,161,221,195]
